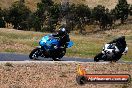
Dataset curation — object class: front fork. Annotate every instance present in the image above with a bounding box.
[36,46,45,57]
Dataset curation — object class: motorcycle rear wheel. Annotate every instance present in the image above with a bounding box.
[94,53,103,62]
[52,49,66,61]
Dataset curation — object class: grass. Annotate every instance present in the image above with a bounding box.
[0,27,132,61]
[66,35,103,58]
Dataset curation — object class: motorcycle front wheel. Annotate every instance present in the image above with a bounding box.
[94,52,103,62]
[29,47,42,60]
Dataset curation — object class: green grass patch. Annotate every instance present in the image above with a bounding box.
[4,49,16,53]
[126,36,132,41]
[32,41,39,47]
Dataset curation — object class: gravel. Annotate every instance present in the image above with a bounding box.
[0,62,131,88]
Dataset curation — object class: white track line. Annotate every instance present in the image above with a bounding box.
[0,61,110,64]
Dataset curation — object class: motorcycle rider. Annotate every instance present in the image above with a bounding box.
[52,26,70,48]
[108,36,127,53]
[50,26,70,60]
[40,26,70,59]
[94,36,127,62]
[108,36,127,60]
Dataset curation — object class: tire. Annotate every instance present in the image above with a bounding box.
[114,53,122,61]
[52,57,61,61]
[111,58,118,62]
[94,53,103,62]
[52,49,66,61]
[94,57,99,62]
[76,75,87,85]
[111,53,123,62]
[29,47,41,60]
[111,60,117,63]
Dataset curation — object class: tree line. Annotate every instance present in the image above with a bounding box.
[0,0,132,33]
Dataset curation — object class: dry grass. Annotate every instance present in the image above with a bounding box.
[0,62,131,88]
[0,29,40,54]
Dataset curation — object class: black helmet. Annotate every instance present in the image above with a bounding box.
[58,27,67,36]
[119,36,125,40]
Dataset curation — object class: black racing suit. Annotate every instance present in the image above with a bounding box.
[108,37,127,60]
[108,37,126,53]
[52,33,70,48]
[49,33,70,58]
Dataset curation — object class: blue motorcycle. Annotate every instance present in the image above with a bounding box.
[29,34,74,61]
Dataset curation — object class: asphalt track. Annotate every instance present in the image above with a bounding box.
[0,53,93,62]
[0,53,131,64]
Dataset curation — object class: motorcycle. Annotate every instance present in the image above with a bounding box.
[29,34,73,61]
[94,43,128,62]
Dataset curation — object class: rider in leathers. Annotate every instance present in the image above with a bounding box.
[108,36,127,60]
[52,27,70,48]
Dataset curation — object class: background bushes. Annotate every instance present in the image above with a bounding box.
[0,0,131,33]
